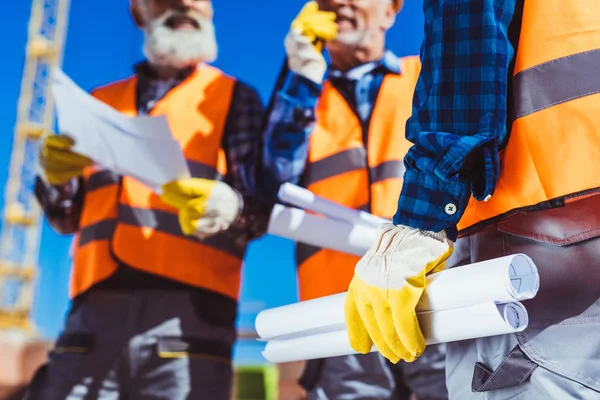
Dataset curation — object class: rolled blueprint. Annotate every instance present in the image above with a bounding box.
[278,183,389,229]
[267,204,376,256]
[255,254,539,340]
[261,301,529,363]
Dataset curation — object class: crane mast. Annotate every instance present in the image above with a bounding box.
[0,0,70,333]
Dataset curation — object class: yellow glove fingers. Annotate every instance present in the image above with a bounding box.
[161,178,216,208]
[353,296,400,363]
[44,135,76,150]
[344,288,373,354]
[370,301,416,363]
[178,207,198,236]
[41,148,93,168]
[389,286,426,360]
[185,197,208,219]
[44,171,81,186]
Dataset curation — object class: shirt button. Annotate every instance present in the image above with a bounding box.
[445,203,457,215]
[484,195,492,202]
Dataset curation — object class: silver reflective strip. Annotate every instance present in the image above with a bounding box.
[514,48,600,118]
[304,147,367,186]
[79,219,117,247]
[87,171,120,192]
[188,161,221,180]
[118,206,245,259]
[369,160,405,183]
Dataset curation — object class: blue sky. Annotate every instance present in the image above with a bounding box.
[0,0,424,362]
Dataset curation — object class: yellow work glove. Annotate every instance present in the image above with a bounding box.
[160,178,242,239]
[38,134,93,185]
[344,223,453,364]
[285,1,338,84]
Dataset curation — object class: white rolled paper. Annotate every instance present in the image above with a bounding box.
[277,183,390,229]
[255,254,538,341]
[267,204,376,257]
[261,301,529,363]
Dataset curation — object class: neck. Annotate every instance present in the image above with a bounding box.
[329,38,385,72]
[151,64,193,80]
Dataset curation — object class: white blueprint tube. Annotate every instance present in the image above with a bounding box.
[278,183,390,229]
[256,254,538,341]
[267,204,377,256]
[261,301,528,363]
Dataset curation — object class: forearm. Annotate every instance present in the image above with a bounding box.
[263,73,320,187]
[394,0,518,239]
[34,176,84,234]
[226,195,274,245]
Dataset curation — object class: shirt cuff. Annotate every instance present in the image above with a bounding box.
[283,73,322,102]
[393,169,471,241]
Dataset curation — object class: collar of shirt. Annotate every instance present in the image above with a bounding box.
[328,50,402,80]
[133,61,200,114]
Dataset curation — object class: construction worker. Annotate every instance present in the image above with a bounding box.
[26,0,273,398]
[264,1,447,399]
[344,0,600,399]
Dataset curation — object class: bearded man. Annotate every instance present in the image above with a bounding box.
[25,1,273,399]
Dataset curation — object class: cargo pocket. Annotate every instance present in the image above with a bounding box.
[496,202,600,393]
[157,336,232,363]
[52,332,95,354]
[471,345,538,392]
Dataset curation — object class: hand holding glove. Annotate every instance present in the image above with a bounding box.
[285,1,338,84]
[160,178,242,239]
[38,135,93,185]
[344,223,453,363]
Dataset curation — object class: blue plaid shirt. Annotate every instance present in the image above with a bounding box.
[395,0,519,239]
[263,51,402,190]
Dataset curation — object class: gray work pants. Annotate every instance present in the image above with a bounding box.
[24,289,235,400]
[301,339,448,399]
[445,195,600,399]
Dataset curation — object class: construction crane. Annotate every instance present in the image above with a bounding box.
[0,0,70,334]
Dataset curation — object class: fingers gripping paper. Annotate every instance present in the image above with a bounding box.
[256,254,539,363]
[51,68,190,193]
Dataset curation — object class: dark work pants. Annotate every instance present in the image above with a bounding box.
[24,289,235,400]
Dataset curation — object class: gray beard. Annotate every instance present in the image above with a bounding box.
[142,14,218,69]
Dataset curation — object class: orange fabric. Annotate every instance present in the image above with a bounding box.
[69,166,119,298]
[458,2,600,233]
[69,65,243,299]
[298,57,421,300]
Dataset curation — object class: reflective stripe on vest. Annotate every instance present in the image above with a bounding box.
[457,0,600,235]
[70,65,243,300]
[296,57,421,301]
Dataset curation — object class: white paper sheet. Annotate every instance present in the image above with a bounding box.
[267,204,376,257]
[261,301,528,363]
[255,254,539,341]
[51,68,190,192]
[278,183,390,229]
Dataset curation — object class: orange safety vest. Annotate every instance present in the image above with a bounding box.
[70,65,244,300]
[296,56,421,301]
[458,0,600,235]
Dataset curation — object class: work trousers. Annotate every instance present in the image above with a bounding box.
[445,195,600,399]
[301,344,448,399]
[24,289,235,400]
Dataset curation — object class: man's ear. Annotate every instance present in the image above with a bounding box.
[130,0,146,28]
[381,0,397,31]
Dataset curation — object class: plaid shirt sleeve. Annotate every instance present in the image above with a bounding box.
[34,176,84,234]
[262,73,321,187]
[222,81,279,244]
[394,0,518,239]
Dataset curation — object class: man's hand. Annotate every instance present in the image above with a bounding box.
[38,135,93,185]
[284,1,338,84]
[344,223,453,363]
[160,178,242,239]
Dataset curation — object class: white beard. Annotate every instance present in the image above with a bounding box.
[141,9,218,69]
